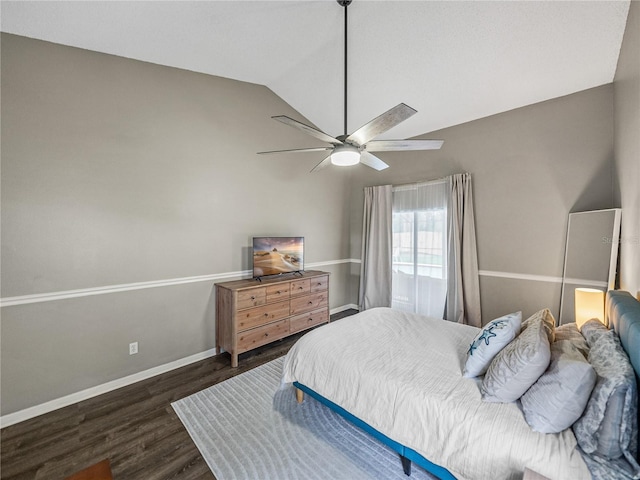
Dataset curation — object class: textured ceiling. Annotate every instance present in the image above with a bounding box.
[1,0,631,141]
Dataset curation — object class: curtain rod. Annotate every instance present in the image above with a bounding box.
[391,172,470,192]
[392,177,447,192]
[364,173,470,192]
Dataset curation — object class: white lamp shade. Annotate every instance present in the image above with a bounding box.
[331,146,360,166]
[575,288,605,329]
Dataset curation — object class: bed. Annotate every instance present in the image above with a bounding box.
[281,290,640,480]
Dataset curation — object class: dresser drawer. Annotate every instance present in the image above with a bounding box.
[290,307,329,334]
[266,283,290,302]
[310,275,328,293]
[237,319,289,353]
[290,279,311,296]
[237,299,289,332]
[237,288,266,310]
[290,291,328,315]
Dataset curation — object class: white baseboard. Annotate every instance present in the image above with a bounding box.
[0,347,220,428]
[0,304,359,429]
[330,304,359,314]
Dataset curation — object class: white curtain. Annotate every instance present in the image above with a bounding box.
[445,173,482,327]
[359,185,393,310]
[361,174,481,325]
[391,180,448,318]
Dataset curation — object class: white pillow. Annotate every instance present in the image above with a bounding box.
[463,311,522,378]
[521,340,597,433]
[481,309,553,403]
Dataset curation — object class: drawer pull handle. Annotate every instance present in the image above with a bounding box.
[308,301,313,305]
[250,296,256,300]
[276,290,281,294]
[264,313,269,317]
[308,318,313,322]
[264,333,269,337]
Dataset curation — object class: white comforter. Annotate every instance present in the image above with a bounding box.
[281,307,590,480]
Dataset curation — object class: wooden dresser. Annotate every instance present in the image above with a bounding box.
[215,270,329,367]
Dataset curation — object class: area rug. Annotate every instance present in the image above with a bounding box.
[172,357,438,480]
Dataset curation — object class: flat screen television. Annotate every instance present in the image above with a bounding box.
[252,236,304,279]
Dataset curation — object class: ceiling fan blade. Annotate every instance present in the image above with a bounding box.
[346,103,417,146]
[257,147,333,155]
[272,116,343,145]
[365,139,444,152]
[360,151,389,171]
[310,154,333,173]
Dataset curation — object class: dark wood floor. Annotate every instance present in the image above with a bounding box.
[0,310,358,480]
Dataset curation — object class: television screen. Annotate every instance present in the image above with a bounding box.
[252,236,304,278]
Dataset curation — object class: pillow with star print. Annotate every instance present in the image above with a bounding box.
[463,311,522,378]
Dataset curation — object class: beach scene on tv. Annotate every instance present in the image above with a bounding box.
[253,237,304,277]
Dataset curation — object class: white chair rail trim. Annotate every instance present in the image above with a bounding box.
[2,263,606,308]
[0,259,360,308]
[479,270,563,283]
[479,270,607,288]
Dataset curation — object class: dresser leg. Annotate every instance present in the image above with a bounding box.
[295,388,304,404]
[231,353,238,368]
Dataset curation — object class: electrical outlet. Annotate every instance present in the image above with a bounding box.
[129,342,138,355]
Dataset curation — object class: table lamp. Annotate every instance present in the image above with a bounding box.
[575,288,605,329]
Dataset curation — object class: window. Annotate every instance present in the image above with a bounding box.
[392,181,448,317]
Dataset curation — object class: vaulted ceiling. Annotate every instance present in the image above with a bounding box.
[1,1,631,141]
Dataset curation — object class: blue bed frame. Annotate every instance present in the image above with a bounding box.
[294,290,640,479]
[293,381,456,479]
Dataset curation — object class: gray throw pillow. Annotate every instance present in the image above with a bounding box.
[481,309,552,403]
[580,318,609,346]
[522,307,556,343]
[521,340,597,433]
[573,326,638,461]
[554,322,589,359]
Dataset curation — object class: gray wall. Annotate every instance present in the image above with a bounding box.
[0,34,353,416]
[2,28,628,418]
[614,0,640,299]
[348,85,615,323]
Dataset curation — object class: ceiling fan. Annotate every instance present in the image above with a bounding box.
[258,0,443,173]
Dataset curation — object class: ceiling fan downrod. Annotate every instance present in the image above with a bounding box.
[338,0,352,136]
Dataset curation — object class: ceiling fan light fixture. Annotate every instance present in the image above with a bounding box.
[331,145,360,166]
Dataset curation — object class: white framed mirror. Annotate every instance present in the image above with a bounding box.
[559,208,621,325]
